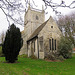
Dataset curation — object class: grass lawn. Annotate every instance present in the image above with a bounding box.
[0,54,75,75]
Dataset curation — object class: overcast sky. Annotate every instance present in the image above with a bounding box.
[0,0,75,34]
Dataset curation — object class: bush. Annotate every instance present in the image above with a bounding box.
[45,52,65,61]
[57,55,65,61]
[45,52,56,60]
[18,54,28,58]
[58,37,72,59]
[2,24,23,63]
[30,55,37,59]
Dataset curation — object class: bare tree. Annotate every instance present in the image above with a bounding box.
[0,0,25,26]
[0,0,75,26]
[57,13,75,47]
[0,31,5,44]
[43,0,75,15]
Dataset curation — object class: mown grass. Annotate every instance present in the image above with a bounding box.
[0,54,75,75]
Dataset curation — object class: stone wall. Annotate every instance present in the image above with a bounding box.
[39,52,44,59]
[38,16,62,57]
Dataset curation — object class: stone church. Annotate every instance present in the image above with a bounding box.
[19,5,62,59]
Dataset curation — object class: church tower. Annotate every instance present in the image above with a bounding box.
[24,3,45,39]
[20,2,45,55]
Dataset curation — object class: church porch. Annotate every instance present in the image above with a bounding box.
[27,37,44,59]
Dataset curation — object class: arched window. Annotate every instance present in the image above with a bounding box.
[51,26,53,28]
[52,38,54,50]
[49,39,51,50]
[34,41,35,52]
[36,15,38,20]
[49,38,56,51]
[55,39,56,50]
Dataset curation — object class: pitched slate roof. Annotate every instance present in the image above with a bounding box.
[27,19,49,41]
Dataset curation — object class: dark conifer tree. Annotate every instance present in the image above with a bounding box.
[2,24,23,63]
